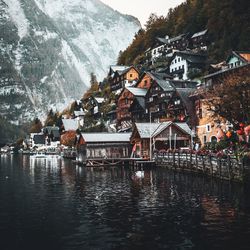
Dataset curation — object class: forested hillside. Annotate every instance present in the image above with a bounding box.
[118,0,250,65]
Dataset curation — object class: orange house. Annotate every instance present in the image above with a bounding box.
[110,66,139,92]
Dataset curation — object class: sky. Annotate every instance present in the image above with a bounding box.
[101,0,184,26]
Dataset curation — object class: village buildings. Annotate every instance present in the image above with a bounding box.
[47,28,249,157]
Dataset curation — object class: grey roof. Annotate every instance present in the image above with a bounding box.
[118,66,138,76]
[43,126,59,133]
[135,122,170,139]
[95,97,105,104]
[74,110,85,116]
[169,33,187,43]
[174,51,206,64]
[126,87,148,97]
[62,119,79,131]
[135,122,192,139]
[175,122,193,136]
[110,65,129,73]
[81,133,131,143]
[156,37,169,44]
[43,126,60,139]
[191,29,207,39]
[33,134,45,145]
[129,96,146,112]
[147,72,175,91]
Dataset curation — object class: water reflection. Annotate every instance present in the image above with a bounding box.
[0,155,250,249]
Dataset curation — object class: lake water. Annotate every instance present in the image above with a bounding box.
[1,154,250,250]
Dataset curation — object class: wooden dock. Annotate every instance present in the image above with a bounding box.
[74,158,156,168]
[155,152,245,182]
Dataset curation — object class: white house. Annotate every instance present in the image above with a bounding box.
[169,51,206,80]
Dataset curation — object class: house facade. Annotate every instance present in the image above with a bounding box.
[110,66,139,92]
[116,87,148,131]
[130,122,193,158]
[76,133,132,162]
[191,29,208,50]
[169,51,206,80]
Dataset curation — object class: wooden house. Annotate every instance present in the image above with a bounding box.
[129,95,147,123]
[145,73,197,123]
[191,29,208,50]
[136,71,172,89]
[168,33,189,51]
[109,66,139,92]
[131,122,193,158]
[166,88,196,127]
[169,51,206,80]
[116,87,148,131]
[75,133,132,162]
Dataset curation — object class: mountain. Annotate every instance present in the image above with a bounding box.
[0,0,140,124]
[118,0,250,65]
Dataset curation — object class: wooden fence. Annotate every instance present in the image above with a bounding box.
[155,152,245,182]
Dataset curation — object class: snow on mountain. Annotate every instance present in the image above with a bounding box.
[0,0,140,124]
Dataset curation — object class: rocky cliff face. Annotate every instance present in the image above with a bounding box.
[0,0,140,124]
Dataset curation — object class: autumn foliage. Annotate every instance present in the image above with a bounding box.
[60,131,76,146]
[205,67,250,127]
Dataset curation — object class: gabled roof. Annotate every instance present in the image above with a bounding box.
[135,123,169,139]
[119,66,139,76]
[169,33,187,43]
[191,29,208,39]
[81,133,131,143]
[129,96,146,112]
[43,126,60,139]
[145,72,174,91]
[226,51,250,64]
[126,87,148,97]
[62,119,79,131]
[156,37,169,44]
[134,122,192,139]
[109,65,129,75]
[94,97,105,104]
[172,51,206,64]
[174,123,193,136]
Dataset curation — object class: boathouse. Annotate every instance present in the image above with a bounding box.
[130,122,193,158]
[75,133,132,163]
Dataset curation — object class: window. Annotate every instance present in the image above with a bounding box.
[130,74,133,77]
[125,98,128,104]
[204,135,207,144]
[175,100,181,105]
[211,136,217,143]
[206,124,211,132]
[144,80,147,86]
[178,58,180,62]
[198,108,202,118]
